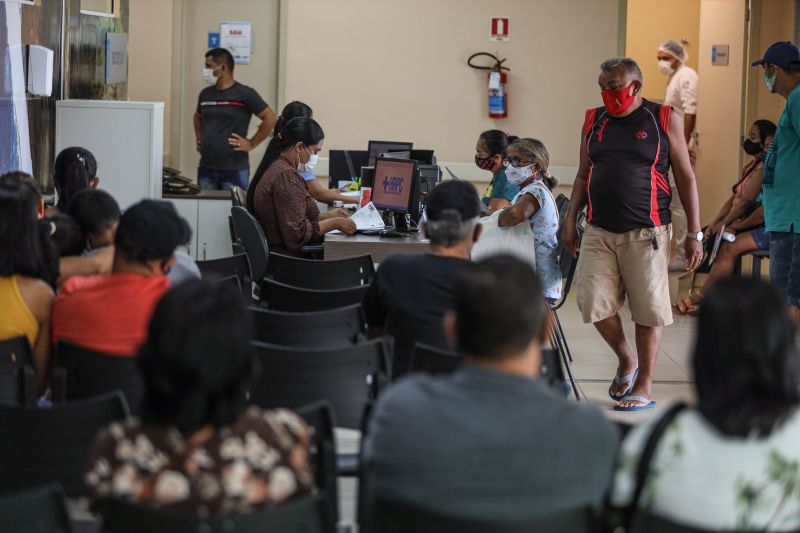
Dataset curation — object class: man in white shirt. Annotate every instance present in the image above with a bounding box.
[658,40,699,279]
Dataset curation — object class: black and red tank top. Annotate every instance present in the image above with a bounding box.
[584,99,672,233]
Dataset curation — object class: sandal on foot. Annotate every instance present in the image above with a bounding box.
[608,368,638,402]
[614,395,656,412]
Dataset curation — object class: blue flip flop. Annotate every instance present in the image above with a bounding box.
[614,395,656,412]
[608,368,638,402]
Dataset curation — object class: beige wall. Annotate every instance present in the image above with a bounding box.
[128,0,174,161]
[694,0,747,223]
[625,0,701,101]
[167,0,280,178]
[282,0,622,183]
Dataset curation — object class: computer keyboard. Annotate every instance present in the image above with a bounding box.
[379,229,404,238]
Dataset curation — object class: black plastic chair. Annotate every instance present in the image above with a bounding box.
[196,253,252,287]
[371,500,596,533]
[0,391,129,497]
[248,304,366,347]
[734,249,770,278]
[0,335,36,406]
[231,206,270,283]
[384,315,448,379]
[100,493,332,533]
[229,187,247,255]
[296,401,341,526]
[0,483,73,533]
[409,344,567,394]
[249,340,389,429]
[53,341,144,415]
[269,252,375,289]
[259,278,371,312]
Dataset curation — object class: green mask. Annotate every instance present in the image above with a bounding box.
[765,69,777,93]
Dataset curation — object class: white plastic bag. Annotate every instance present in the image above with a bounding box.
[470,210,536,268]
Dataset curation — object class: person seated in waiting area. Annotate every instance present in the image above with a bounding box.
[365,255,617,521]
[47,213,85,257]
[45,146,100,217]
[612,276,800,530]
[52,199,191,356]
[86,280,314,513]
[675,119,777,315]
[0,171,45,218]
[274,101,357,205]
[247,117,356,255]
[58,189,200,286]
[363,180,482,377]
[474,129,520,213]
[0,181,57,392]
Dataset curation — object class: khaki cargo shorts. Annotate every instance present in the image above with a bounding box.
[575,223,673,327]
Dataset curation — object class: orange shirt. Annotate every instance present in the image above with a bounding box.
[52,273,170,356]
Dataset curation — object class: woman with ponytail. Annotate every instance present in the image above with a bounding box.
[247,117,355,255]
[274,102,357,206]
[47,147,99,216]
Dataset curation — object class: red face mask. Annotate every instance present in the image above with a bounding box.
[601,81,638,115]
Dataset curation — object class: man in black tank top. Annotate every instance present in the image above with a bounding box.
[562,57,702,412]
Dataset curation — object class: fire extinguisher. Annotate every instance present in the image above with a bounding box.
[468,52,510,118]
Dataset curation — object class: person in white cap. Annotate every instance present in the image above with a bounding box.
[658,40,699,277]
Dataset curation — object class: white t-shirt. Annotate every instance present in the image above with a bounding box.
[664,64,698,118]
[612,406,800,531]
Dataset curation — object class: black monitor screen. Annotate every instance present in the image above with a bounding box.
[371,158,416,213]
[367,140,413,166]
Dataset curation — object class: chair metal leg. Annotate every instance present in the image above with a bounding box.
[555,312,573,363]
[549,312,580,402]
[753,256,762,278]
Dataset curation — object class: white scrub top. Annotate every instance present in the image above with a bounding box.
[663,64,698,118]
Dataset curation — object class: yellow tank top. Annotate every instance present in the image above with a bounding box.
[0,276,39,348]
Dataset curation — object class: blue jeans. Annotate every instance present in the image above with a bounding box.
[769,231,800,307]
[197,167,249,190]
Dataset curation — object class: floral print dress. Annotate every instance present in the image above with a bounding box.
[85,407,315,515]
[511,180,562,301]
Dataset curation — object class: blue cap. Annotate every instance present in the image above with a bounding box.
[752,41,800,68]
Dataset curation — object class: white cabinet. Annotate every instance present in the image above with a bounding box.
[56,100,164,208]
[166,197,231,261]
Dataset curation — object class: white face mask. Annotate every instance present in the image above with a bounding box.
[298,146,319,173]
[505,163,534,185]
[202,67,217,85]
[658,60,675,76]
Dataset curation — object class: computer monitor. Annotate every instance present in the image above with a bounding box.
[372,157,417,216]
[328,149,369,187]
[367,140,413,166]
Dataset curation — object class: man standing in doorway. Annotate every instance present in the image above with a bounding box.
[658,39,698,274]
[194,48,277,190]
[562,57,702,411]
[752,41,800,324]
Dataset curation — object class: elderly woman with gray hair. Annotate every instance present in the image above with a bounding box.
[498,138,562,302]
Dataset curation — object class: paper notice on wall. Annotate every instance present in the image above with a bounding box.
[351,202,385,230]
[220,21,251,65]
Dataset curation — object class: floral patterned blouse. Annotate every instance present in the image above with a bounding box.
[612,407,800,531]
[85,407,315,515]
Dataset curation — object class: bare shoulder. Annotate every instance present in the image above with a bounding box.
[15,276,54,321]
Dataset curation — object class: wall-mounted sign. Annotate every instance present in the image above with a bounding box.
[220,21,251,65]
[208,32,220,49]
[491,17,509,43]
[711,44,729,66]
[105,32,128,84]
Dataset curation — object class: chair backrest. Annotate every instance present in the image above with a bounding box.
[0,483,73,533]
[100,494,331,533]
[259,278,370,312]
[553,194,585,309]
[410,344,565,390]
[230,186,246,208]
[269,252,375,289]
[385,314,449,378]
[295,401,340,525]
[371,500,596,533]
[0,336,36,406]
[409,343,462,375]
[55,341,144,415]
[248,304,366,347]
[231,206,269,282]
[0,391,129,497]
[249,339,389,429]
[196,253,252,286]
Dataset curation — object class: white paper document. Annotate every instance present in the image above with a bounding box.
[350,202,385,230]
[708,225,725,266]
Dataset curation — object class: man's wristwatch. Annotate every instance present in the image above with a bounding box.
[687,230,704,242]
